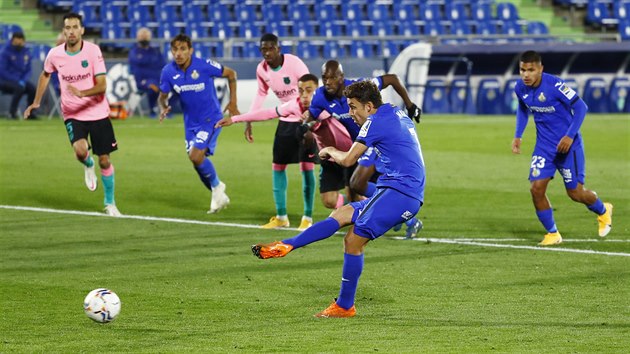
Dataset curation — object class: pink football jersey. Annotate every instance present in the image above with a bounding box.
[44,40,110,121]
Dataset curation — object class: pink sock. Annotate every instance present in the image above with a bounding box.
[335,193,345,208]
[101,164,114,176]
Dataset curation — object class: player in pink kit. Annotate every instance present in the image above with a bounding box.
[24,13,121,216]
[245,34,317,231]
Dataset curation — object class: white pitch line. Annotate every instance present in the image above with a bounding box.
[2,205,629,257]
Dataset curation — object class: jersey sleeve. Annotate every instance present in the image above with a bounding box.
[43,48,55,74]
[371,76,383,90]
[159,67,171,93]
[553,78,579,106]
[308,89,325,119]
[355,117,384,147]
[205,58,224,77]
[249,63,269,111]
[276,99,302,117]
[93,46,107,76]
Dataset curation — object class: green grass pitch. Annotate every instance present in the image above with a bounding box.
[1,114,628,352]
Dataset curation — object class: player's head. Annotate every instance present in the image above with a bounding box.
[136,27,152,47]
[170,33,193,67]
[259,33,281,67]
[321,60,345,96]
[298,74,319,110]
[62,13,84,46]
[519,50,543,87]
[344,80,383,126]
[10,32,25,48]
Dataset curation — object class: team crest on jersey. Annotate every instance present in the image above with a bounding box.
[81,60,88,68]
[191,70,199,80]
[537,92,546,102]
[283,77,290,84]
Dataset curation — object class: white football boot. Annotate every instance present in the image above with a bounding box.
[208,181,230,214]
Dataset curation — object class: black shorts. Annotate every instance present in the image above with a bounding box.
[64,118,118,155]
[272,120,318,164]
[319,159,357,193]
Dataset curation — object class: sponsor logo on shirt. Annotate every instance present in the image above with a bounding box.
[173,83,206,93]
[528,105,556,113]
[358,120,371,138]
[61,72,92,83]
[273,88,297,99]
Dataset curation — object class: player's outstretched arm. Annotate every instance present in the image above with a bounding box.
[23,70,51,119]
[320,142,368,167]
[380,74,421,122]
[222,66,240,117]
[157,92,171,122]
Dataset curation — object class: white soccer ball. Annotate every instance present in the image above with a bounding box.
[83,288,121,323]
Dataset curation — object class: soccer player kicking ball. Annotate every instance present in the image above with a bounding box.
[512,50,612,246]
[24,13,121,216]
[252,81,426,318]
[158,34,240,214]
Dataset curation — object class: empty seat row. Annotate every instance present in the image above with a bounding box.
[585,0,630,26]
[423,76,630,114]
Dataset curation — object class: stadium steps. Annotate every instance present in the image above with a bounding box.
[504,0,586,39]
[0,0,59,44]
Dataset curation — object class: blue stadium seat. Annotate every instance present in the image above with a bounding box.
[193,42,211,59]
[209,3,232,22]
[420,3,442,21]
[619,20,630,40]
[182,4,208,23]
[349,40,374,58]
[449,79,476,114]
[608,77,630,113]
[501,21,523,41]
[502,78,520,114]
[476,79,504,114]
[582,77,609,113]
[288,3,311,22]
[316,3,340,20]
[496,2,520,21]
[398,20,420,36]
[472,3,493,22]
[423,79,450,114]
[243,42,259,59]
[239,22,261,39]
[383,40,402,58]
[296,41,319,59]
[75,3,101,28]
[393,2,417,21]
[156,4,182,22]
[372,21,394,36]
[342,2,365,21]
[265,22,289,37]
[294,21,315,38]
[102,3,125,23]
[614,1,630,21]
[235,4,257,24]
[101,22,126,40]
[211,21,232,39]
[450,21,472,36]
[346,21,369,37]
[423,21,445,36]
[128,4,153,24]
[323,41,345,58]
[367,3,391,21]
[30,44,51,62]
[586,1,612,25]
[320,22,342,38]
[1,24,23,40]
[475,21,498,42]
[262,3,286,22]
[526,21,549,39]
[158,22,180,40]
[188,22,209,39]
[445,2,468,21]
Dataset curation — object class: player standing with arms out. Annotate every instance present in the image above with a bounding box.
[158,34,239,214]
[512,50,612,246]
[252,81,426,318]
[245,33,317,231]
[24,13,121,216]
[303,60,421,209]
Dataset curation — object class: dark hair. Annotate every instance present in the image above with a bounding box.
[63,12,83,27]
[11,32,25,40]
[520,50,542,64]
[344,80,383,107]
[260,33,279,45]
[299,73,318,85]
[171,33,192,49]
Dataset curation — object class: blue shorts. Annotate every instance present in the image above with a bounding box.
[529,143,585,190]
[185,123,222,156]
[349,188,422,240]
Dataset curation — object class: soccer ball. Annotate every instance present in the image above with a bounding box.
[83,288,121,323]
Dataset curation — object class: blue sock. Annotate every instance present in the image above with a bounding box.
[364,182,377,197]
[195,158,218,190]
[336,253,364,310]
[102,173,115,206]
[273,169,288,216]
[587,198,606,215]
[302,170,315,217]
[536,209,558,233]
[282,217,340,249]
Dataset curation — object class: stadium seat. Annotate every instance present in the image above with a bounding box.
[156,4,182,22]
[239,22,261,39]
[423,21,445,36]
[182,4,208,23]
[619,20,630,40]
[235,4,257,24]
[502,78,520,114]
[445,2,468,22]
[423,79,450,114]
[323,41,345,58]
[393,2,417,21]
[296,41,319,59]
[472,3,493,22]
[30,44,51,62]
[346,21,369,37]
[75,3,101,28]
[0,24,23,41]
[526,21,549,40]
[450,21,472,37]
[372,21,394,36]
[102,22,126,40]
[608,77,630,112]
[188,22,209,39]
[449,79,476,114]
[243,42,259,59]
[383,40,402,58]
[102,3,126,23]
[582,77,609,113]
[613,1,630,21]
[288,3,311,22]
[496,2,520,21]
[316,3,340,20]
[501,21,523,41]
[342,2,365,21]
[586,1,612,25]
[294,21,315,38]
[193,42,211,59]
[266,22,289,37]
[476,79,504,115]
[158,22,180,40]
[262,3,286,22]
[209,3,232,22]
[349,40,374,59]
[398,20,420,36]
[367,3,391,21]
[320,22,342,38]
[475,21,498,42]
[128,4,153,23]
[420,3,442,21]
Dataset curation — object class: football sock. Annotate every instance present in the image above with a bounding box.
[273,169,288,216]
[364,182,377,197]
[536,208,558,233]
[336,253,364,310]
[101,164,115,206]
[81,154,94,168]
[405,217,418,227]
[587,198,606,215]
[194,158,217,190]
[282,217,340,249]
[335,193,346,209]
[301,169,315,218]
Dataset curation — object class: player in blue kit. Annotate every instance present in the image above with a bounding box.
[511,50,613,246]
[252,80,426,318]
[302,60,421,209]
[158,34,240,214]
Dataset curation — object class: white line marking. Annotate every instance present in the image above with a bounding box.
[2,205,628,257]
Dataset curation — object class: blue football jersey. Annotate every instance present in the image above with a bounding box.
[356,104,425,202]
[159,57,224,128]
[309,77,383,140]
[514,73,583,154]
